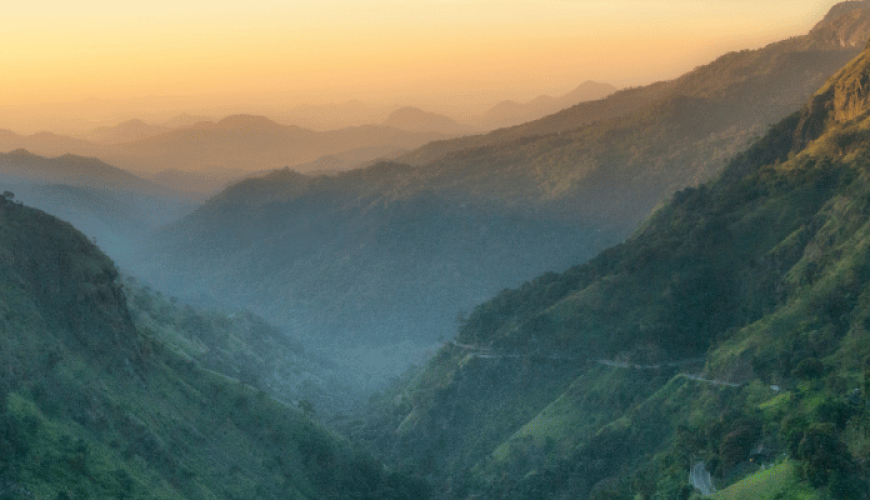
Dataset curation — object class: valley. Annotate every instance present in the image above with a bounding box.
[3,2,870,499]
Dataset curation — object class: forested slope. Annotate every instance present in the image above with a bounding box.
[357,36,870,500]
[0,196,428,499]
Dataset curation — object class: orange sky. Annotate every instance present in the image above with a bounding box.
[0,1,837,132]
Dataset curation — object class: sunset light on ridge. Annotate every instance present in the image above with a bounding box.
[0,1,838,131]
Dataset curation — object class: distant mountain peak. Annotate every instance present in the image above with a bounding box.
[821,0,870,24]
[809,0,870,48]
[564,81,618,101]
[382,106,468,133]
[216,114,284,130]
[476,82,616,129]
[384,106,454,122]
[262,167,311,183]
[163,113,214,129]
[6,148,36,157]
[56,152,113,166]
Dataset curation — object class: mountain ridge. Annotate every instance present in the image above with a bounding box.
[0,115,458,177]
[474,80,618,129]
[400,5,870,168]
[356,31,870,500]
[382,106,474,134]
[139,2,870,384]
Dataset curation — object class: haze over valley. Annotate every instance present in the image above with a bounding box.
[4,1,870,499]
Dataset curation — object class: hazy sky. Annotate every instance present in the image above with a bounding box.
[0,1,841,129]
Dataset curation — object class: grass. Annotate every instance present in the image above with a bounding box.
[6,392,185,500]
[710,461,822,500]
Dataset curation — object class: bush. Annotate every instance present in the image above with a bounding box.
[792,357,825,380]
[796,422,850,487]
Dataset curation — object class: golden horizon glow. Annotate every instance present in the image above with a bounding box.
[0,1,838,132]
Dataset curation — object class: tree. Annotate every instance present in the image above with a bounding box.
[797,422,850,487]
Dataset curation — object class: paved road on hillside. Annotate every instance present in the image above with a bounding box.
[690,461,716,496]
[448,341,749,386]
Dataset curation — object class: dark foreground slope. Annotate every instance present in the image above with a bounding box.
[357,40,870,500]
[0,197,428,499]
[143,3,870,365]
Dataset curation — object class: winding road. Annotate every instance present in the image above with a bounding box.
[690,461,716,496]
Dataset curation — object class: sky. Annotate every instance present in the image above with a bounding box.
[0,1,841,131]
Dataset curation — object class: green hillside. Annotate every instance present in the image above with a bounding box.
[122,276,367,420]
[0,196,428,499]
[357,32,870,500]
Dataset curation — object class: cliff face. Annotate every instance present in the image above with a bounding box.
[792,45,870,149]
[831,49,870,122]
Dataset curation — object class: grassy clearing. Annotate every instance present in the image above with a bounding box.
[710,461,822,500]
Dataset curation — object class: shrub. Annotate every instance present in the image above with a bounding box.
[797,422,850,487]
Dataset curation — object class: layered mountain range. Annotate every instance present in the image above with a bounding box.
[0,115,459,185]
[139,2,870,365]
[4,2,870,500]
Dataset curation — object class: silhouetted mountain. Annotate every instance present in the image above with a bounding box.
[82,118,172,144]
[273,100,395,130]
[162,113,214,128]
[0,114,459,177]
[474,80,618,129]
[358,35,870,500]
[0,130,101,158]
[144,166,263,197]
[0,148,162,194]
[382,106,475,134]
[103,115,458,174]
[401,8,870,168]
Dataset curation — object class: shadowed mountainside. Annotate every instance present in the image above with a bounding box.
[0,195,429,499]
